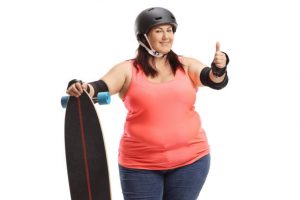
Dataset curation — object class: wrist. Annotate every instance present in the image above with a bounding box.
[211,63,226,77]
[209,69,226,82]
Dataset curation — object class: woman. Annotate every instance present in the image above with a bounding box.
[67,7,229,200]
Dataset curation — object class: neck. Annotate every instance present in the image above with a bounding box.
[149,55,170,70]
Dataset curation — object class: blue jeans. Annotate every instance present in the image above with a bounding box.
[119,154,210,200]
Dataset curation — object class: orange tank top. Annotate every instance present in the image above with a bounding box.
[119,63,209,170]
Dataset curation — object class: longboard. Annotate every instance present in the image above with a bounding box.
[62,91,111,200]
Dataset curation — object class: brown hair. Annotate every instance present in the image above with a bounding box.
[133,35,184,77]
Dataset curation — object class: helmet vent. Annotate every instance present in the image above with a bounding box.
[155,17,162,21]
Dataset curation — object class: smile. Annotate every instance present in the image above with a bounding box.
[160,42,170,46]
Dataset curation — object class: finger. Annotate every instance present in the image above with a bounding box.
[214,54,224,62]
[215,62,226,68]
[216,41,221,52]
[74,82,83,93]
[215,51,224,57]
[67,83,82,97]
[82,83,88,91]
[214,58,226,67]
[214,54,226,64]
[67,89,77,97]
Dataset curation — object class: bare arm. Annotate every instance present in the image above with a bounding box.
[181,56,206,87]
[181,42,228,88]
[98,60,131,95]
[67,60,131,97]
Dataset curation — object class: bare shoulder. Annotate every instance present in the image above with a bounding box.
[180,56,206,69]
[101,60,133,95]
[107,59,132,75]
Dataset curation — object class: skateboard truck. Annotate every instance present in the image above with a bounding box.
[61,92,111,108]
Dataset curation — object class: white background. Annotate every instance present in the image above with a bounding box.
[1,0,299,199]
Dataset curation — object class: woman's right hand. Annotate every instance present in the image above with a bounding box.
[66,79,88,97]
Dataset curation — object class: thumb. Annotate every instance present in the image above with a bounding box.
[216,41,221,52]
[82,82,88,90]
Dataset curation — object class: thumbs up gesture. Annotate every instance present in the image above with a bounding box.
[213,42,228,69]
[211,42,229,77]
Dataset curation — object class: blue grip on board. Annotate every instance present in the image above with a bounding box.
[97,92,111,105]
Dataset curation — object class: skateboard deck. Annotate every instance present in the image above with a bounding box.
[63,91,111,200]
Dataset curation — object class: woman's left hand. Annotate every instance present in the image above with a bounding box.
[213,42,227,68]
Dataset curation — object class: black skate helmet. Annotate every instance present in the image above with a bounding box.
[134,7,177,39]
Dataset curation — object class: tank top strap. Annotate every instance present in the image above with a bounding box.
[130,61,144,78]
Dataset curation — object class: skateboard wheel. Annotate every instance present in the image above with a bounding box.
[61,96,69,108]
[97,92,111,105]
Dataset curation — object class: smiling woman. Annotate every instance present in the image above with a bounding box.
[148,24,174,55]
[66,6,230,200]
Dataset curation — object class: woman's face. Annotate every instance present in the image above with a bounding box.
[147,24,174,54]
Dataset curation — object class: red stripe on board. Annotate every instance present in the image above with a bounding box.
[77,98,93,200]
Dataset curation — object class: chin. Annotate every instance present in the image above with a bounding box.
[159,49,172,55]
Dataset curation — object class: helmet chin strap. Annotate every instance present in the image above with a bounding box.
[138,34,164,57]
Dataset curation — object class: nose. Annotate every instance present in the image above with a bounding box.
[162,31,169,40]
